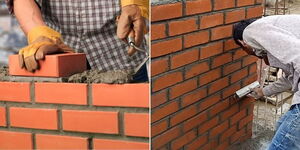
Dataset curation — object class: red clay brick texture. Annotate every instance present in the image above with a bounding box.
[152,1,262,149]
[0,82,149,149]
[9,53,87,77]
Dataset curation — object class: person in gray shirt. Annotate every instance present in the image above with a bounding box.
[233,15,300,150]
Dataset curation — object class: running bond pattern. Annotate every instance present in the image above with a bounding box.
[0,82,149,150]
[151,0,263,149]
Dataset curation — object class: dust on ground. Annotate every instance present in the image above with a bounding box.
[0,66,135,84]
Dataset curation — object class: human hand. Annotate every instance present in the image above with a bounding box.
[248,87,264,99]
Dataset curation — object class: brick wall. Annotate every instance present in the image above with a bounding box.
[0,82,149,149]
[151,0,263,149]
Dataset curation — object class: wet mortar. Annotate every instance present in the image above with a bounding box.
[0,66,135,84]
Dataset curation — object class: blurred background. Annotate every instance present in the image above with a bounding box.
[0,0,27,66]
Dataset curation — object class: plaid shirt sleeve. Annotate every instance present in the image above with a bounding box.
[5,0,14,14]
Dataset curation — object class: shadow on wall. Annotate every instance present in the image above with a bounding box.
[0,1,27,66]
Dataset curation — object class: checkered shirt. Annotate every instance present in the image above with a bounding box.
[5,0,147,71]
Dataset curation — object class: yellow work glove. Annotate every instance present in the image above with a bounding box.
[18,26,74,72]
[117,0,149,56]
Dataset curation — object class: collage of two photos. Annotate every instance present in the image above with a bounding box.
[0,0,300,149]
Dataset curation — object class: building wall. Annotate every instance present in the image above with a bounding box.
[151,0,263,149]
[0,82,149,149]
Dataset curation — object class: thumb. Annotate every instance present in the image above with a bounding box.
[35,44,59,60]
[117,12,131,40]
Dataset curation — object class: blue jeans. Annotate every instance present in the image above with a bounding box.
[268,104,300,150]
[132,64,148,83]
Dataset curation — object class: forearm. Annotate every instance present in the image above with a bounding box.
[262,76,292,96]
[13,0,46,35]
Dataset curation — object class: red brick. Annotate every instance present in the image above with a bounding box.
[212,53,232,68]
[222,83,241,98]
[10,107,57,130]
[151,57,169,77]
[0,107,5,126]
[62,110,118,134]
[36,134,88,150]
[239,114,254,129]
[214,0,235,10]
[209,99,230,116]
[221,104,239,121]
[0,82,30,102]
[184,31,209,48]
[152,120,168,137]
[200,41,224,59]
[171,49,199,69]
[152,71,183,92]
[93,83,149,108]
[93,139,149,150]
[185,61,209,79]
[230,109,247,125]
[152,126,181,149]
[208,77,229,94]
[225,9,246,24]
[186,135,208,150]
[198,116,219,134]
[182,88,207,107]
[211,25,233,40]
[221,125,237,141]
[224,39,239,51]
[152,37,182,58]
[233,49,247,60]
[199,68,222,86]
[169,18,198,36]
[200,13,224,29]
[186,0,212,15]
[35,82,87,105]
[170,105,197,126]
[9,53,86,77]
[152,3,182,21]
[243,74,258,86]
[231,68,248,83]
[224,61,242,75]
[237,0,255,6]
[199,94,221,111]
[216,140,230,150]
[231,128,246,143]
[152,90,167,108]
[152,23,166,40]
[256,0,263,3]
[249,63,257,74]
[124,113,149,137]
[247,6,263,19]
[243,55,258,66]
[170,79,197,99]
[183,111,208,132]
[152,100,179,123]
[210,121,229,137]
[0,131,32,149]
[240,97,255,110]
[171,130,197,150]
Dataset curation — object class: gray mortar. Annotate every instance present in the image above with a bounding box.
[231,123,274,150]
[151,0,181,5]
[0,66,135,84]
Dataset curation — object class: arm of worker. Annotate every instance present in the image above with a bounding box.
[117,0,149,56]
[243,20,300,74]
[6,0,73,72]
[13,0,46,35]
[262,76,292,96]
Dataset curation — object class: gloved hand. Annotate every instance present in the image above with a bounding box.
[18,26,73,72]
[117,0,149,56]
[248,87,264,99]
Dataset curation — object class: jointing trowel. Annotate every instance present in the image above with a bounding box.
[235,81,260,98]
[127,37,149,74]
